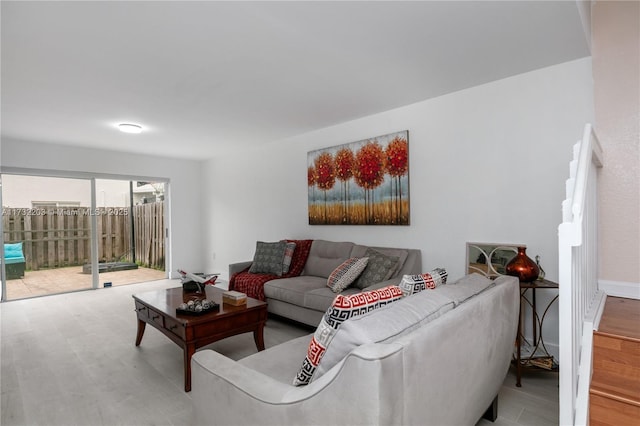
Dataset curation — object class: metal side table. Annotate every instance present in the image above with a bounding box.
[515,278,559,387]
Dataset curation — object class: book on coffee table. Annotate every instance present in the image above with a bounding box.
[223,290,247,306]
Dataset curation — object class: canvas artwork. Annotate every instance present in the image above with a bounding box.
[308,130,409,225]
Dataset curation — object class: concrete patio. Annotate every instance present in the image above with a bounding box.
[4,265,166,300]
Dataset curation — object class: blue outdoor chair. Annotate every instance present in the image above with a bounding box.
[4,242,26,280]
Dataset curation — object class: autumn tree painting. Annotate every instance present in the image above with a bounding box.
[307,131,409,225]
[307,166,318,221]
[334,147,354,223]
[385,136,409,224]
[307,166,317,201]
[313,151,336,224]
[354,142,386,224]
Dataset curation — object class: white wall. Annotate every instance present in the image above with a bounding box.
[1,139,203,276]
[2,175,132,207]
[593,1,640,291]
[202,58,594,356]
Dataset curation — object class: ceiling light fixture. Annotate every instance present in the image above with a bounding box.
[118,123,143,134]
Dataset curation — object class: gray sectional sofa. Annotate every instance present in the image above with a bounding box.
[229,239,422,327]
[192,274,520,425]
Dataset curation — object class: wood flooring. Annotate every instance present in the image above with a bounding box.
[1,279,559,425]
[589,296,640,425]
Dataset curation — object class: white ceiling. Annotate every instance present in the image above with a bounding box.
[1,1,590,160]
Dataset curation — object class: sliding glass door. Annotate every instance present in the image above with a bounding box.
[1,173,168,301]
[1,174,95,300]
[94,179,166,287]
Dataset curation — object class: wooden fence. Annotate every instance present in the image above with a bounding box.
[2,203,164,270]
[132,202,165,270]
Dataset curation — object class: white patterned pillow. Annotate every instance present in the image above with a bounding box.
[293,285,403,386]
[326,257,369,293]
[398,268,448,297]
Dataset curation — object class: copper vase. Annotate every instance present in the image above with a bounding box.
[506,247,539,282]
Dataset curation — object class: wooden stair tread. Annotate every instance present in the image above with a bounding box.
[590,295,640,422]
[591,372,640,405]
[597,297,640,341]
[590,392,640,426]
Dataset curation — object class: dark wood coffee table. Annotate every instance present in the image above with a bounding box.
[132,286,267,392]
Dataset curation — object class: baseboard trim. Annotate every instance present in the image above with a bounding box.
[599,279,640,300]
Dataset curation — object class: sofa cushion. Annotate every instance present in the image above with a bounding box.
[239,333,313,383]
[326,257,369,293]
[303,286,360,313]
[230,240,313,302]
[314,287,457,378]
[303,240,355,278]
[436,273,495,306]
[352,248,399,289]
[4,242,25,262]
[398,268,448,296]
[351,245,409,278]
[264,276,327,306]
[293,285,403,386]
[249,241,287,276]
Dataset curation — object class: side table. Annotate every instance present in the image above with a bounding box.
[515,278,559,387]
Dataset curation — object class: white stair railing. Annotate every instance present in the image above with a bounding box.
[558,123,604,425]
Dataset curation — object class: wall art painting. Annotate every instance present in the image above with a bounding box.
[308,130,409,225]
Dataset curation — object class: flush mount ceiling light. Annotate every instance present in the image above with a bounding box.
[118,123,143,134]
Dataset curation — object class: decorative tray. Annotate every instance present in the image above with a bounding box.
[176,299,219,316]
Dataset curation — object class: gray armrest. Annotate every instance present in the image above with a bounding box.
[191,343,404,425]
[192,350,294,404]
[229,260,253,277]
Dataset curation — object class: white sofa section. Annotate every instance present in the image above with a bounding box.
[191,274,519,425]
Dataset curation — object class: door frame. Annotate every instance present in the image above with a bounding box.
[0,167,170,301]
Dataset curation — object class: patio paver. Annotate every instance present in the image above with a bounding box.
[4,266,166,300]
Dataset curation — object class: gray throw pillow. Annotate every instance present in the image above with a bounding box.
[249,241,287,276]
[353,248,400,289]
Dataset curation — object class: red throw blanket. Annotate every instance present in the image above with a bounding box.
[229,239,313,301]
